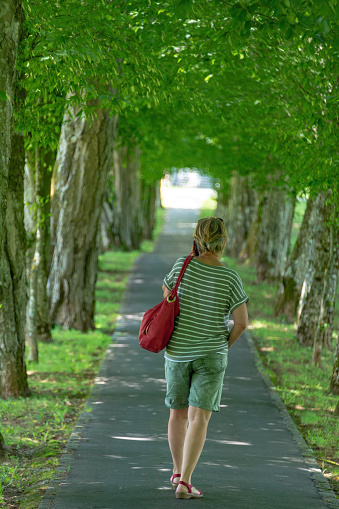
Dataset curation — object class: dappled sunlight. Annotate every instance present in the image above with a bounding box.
[177,222,197,229]
[94,376,110,385]
[299,466,322,474]
[248,322,268,329]
[105,455,127,459]
[111,435,157,442]
[119,313,143,322]
[207,439,252,446]
[142,377,167,385]
[201,461,239,469]
[120,381,143,389]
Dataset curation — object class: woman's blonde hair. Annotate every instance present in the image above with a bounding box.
[193,217,228,255]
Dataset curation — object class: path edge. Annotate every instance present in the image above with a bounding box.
[38,329,123,509]
[245,331,339,509]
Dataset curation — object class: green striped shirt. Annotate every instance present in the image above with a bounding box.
[163,256,249,362]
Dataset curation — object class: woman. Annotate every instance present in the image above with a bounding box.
[162,217,249,500]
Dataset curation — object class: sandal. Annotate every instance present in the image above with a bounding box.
[170,473,181,489]
[175,481,203,499]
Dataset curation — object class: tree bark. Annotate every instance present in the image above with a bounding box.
[256,189,295,282]
[216,174,258,258]
[330,332,339,395]
[238,194,264,264]
[25,147,54,343]
[26,147,44,362]
[140,179,156,241]
[0,130,29,398]
[107,144,143,251]
[296,194,334,350]
[317,236,339,351]
[310,220,339,365]
[0,2,29,398]
[48,102,117,330]
[0,0,22,251]
[274,194,325,322]
[100,164,156,252]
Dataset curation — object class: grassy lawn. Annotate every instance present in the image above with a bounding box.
[0,209,164,509]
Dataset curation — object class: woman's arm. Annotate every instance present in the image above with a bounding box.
[228,303,248,348]
[162,283,171,299]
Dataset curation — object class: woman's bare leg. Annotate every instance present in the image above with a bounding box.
[176,406,212,493]
[168,408,189,479]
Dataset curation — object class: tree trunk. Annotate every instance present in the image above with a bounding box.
[256,189,295,282]
[297,195,333,350]
[0,2,28,399]
[216,174,258,258]
[100,172,115,252]
[238,194,264,264]
[310,221,339,365]
[25,147,54,343]
[100,165,156,252]
[139,179,156,241]
[0,0,22,251]
[330,332,339,395]
[0,130,29,398]
[26,147,44,362]
[108,144,143,251]
[48,102,117,330]
[275,194,325,322]
[0,431,8,458]
[317,236,339,351]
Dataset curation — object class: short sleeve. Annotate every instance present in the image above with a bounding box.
[229,271,249,313]
[163,257,185,291]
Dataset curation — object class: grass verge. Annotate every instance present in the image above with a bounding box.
[0,208,165,509]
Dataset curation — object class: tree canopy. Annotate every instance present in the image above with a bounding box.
[11,0,338,195]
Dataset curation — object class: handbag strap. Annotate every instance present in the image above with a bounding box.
[171,255,194,295]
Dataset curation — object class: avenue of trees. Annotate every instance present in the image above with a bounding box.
[0,1,338,400]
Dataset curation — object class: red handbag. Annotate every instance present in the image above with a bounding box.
[138,255,193,353]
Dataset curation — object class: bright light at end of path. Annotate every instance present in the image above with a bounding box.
[161,184,217,210]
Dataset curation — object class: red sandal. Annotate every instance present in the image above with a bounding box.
[175,481,203,499]
[170,474,181,489]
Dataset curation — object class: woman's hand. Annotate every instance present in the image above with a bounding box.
[228,303,248,348]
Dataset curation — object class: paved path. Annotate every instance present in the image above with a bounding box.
[40,209,338,509]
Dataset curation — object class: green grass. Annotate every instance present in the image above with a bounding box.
[200,195,217,217]
[0,208,165,509]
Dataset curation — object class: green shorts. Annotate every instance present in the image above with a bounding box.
[164,352,228,413]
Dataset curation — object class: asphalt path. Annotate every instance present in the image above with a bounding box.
[39,208,338,509]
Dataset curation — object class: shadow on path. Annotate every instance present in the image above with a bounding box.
[40,209,338,509]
